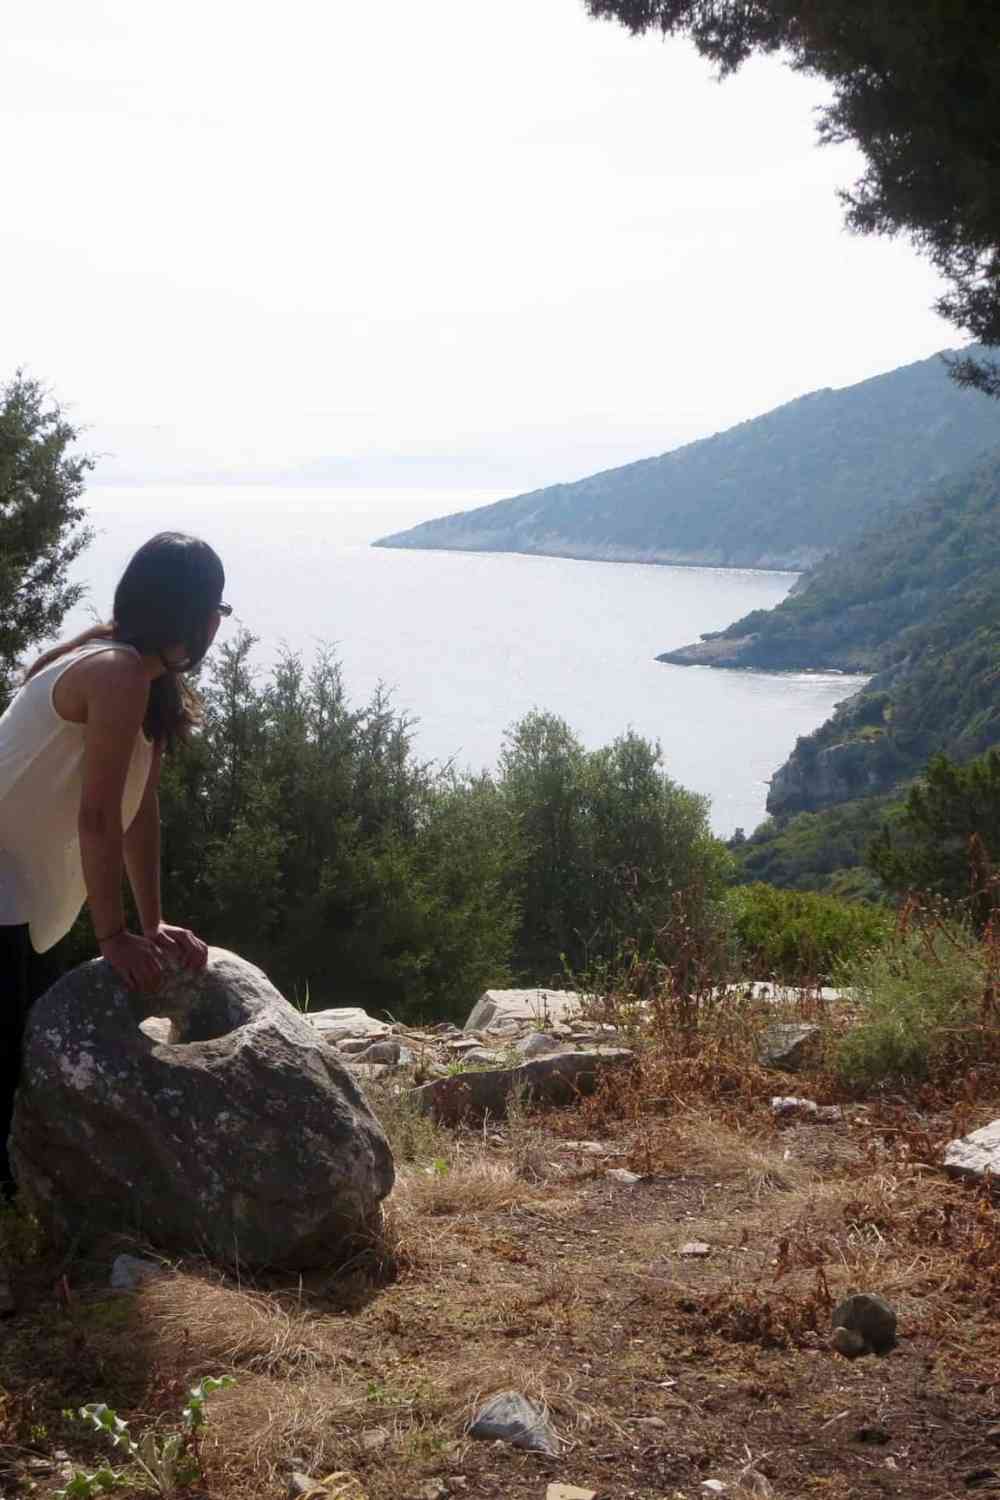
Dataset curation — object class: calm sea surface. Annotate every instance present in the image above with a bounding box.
[64,486,867,838]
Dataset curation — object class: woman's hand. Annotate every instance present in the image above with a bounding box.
[99,931,165,992]
[143,922,209,973]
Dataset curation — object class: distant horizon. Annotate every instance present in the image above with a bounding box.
[85,340,967,497]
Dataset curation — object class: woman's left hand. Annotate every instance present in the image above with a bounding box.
[143,922,209,973]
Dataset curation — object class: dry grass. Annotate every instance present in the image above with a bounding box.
[10,1001,1000,1499]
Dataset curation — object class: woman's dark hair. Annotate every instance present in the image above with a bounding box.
[113,532,226,747]
[26,531,226,749]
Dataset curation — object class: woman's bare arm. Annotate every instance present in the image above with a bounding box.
[123,743,163,934]
[78,652,163,990]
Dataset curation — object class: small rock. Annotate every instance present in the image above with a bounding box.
[288,1475,318,1499]
[345,1062,389,1081]
[353,1039,401,1065]
[772,1096,819,1116]
[758,1023,821,1072]
[832,1292,897,1355]
[606,1168,642,1186]
[738,1470,774,1499]
[111,1253,168,1291]
[361,1426,390,1452]
[411,1049,635,1125]
[468,1390,559,1455]
[310,1006,391,1043]
[515,1032,565,1060]
[634,1416,669,1430]
[772,1096,842,1122]
[546,1486,597,1500]
[139,1016,175,1043]
[831,1327,868,1359]
[455,1048,503,1066]
[679,1241,711,1258]
[701,1483,727,1496]
[417,1482,447,1500]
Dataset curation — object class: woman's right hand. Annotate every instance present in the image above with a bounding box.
[99,930,165,992]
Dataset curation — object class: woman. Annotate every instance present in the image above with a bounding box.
[0,531,229,1197]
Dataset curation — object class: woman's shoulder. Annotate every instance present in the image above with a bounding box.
[50,643,149,728]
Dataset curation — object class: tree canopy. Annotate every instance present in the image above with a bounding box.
[585,0,1000,394]
[0,372,92,707]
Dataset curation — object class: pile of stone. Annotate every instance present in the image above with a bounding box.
[310,988,634,1124]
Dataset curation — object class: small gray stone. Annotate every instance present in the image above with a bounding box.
[110,1253,167,1291]
[309,1007,391,1044]
[345,1062,389,1081]
[514,1032,565,1060]
[772,1095,819,1116]
[738,1472,774,1500]
[138,1016,175,1044]
[606,1167,642,1186]
[469,1390,559,1455]
[758,1023,822,1072]
[411,1049,635,1125]
[287,1473,318,1498]
[455,1047,503,1066]
[353,1039,401,1065]
[831,1326,868,1359]
[679,1241,711,1258]
[338,1037,376,1055]
[831,1293,897,1355]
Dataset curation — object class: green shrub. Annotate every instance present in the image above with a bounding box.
[725,883,892,982]
[834,921,993,1087]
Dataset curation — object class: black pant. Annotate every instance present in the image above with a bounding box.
[0,925,56,1192]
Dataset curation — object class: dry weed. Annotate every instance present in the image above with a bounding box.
[134,1270,343,1376]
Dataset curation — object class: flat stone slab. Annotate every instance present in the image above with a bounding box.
[308,1007,391,1043]
[738,983,845,1005]
[411,1048,635,1125]
[464,988,588,1034]
[945,1119,1000,1180]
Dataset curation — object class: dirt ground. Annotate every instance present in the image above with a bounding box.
[4,1066,1000,1500]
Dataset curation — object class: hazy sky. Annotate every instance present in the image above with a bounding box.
[3,0,957,493]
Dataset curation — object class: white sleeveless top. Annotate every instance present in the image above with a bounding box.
[0,641,154,953]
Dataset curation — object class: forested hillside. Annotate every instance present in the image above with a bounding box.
[681,449,1000,827]
[376,349,1000,570]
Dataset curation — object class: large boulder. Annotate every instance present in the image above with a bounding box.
[10,949,394,1269]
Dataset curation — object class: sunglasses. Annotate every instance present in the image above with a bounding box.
[217,602,233,617]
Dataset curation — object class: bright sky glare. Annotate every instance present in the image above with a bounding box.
[2,0,956,493]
